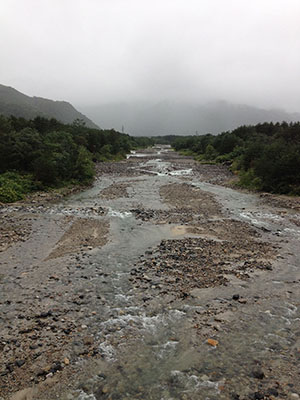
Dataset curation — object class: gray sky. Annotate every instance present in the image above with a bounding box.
[1,0,300,111]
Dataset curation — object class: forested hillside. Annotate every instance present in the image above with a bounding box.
[0,84,98,128]
[173,122,300,195]
[0,115,153,202]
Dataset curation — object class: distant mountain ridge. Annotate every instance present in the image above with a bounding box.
[82,101,300,136]
[0,84,99,128]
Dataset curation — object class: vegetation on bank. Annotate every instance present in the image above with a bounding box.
[173,122,300,195]
[0,115,153,202]
[2,116,299,201]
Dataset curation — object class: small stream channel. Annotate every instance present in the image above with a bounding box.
[60,148,300,400]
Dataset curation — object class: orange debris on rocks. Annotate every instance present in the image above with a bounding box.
[207,338,219,347]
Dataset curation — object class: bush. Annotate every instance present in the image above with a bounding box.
[74,146,95,183]
[0,185,23,202]
[236,169,263,191]
[0,172,35,202]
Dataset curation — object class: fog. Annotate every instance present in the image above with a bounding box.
[1,0,300,114]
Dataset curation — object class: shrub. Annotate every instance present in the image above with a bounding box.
[0,172,35,202]
[236,169,263,191]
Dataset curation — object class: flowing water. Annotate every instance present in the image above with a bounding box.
[57,148,300,400]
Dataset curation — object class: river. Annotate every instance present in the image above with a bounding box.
[1,147,299,400]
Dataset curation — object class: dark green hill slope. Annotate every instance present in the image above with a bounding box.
[0,84,98,128]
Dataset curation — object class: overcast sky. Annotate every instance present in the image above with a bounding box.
[1,0,300,111]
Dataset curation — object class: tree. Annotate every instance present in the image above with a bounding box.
[204,144,217,160]
[74,146,95,183]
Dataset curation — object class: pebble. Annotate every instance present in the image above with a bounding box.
[64,357,70,365]
[267,388,279,397]
[290,394,300,400]
[252,391,264,400]
[102,386,109,394]
[207,338,218,347]
[252,369,265,379]
[15,359,25,367]
[83,336,94,346]
[200,374,210,381]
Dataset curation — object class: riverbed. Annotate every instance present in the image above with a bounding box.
[0,147,299,400]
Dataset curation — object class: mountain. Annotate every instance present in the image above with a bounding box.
[82,101,300,136]
[0,84,98,128]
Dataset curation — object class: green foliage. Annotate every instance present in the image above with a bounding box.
[0,185,22,203]
[172,122,300,195]
[178,149,196,157]
[74,146,95,183]
[236,169,263,191]
[0,115,145,201]
[130,136,155,148]
[253,140,300,194]
[205,144,218,160]
[0,172,36,203]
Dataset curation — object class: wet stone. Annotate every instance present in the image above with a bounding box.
[15,359,25,368]
[289,394,300,400]
[6,364,14,373]
[250,391,265,400]
[251,369,265,379]
[267,387,279,397]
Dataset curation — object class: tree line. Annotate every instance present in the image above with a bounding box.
[0,115,153,202]
[173,122,300,195]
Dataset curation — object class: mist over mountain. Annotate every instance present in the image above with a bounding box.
[82,101,300,136]
[1,83,299,137]
[0,84,98,128]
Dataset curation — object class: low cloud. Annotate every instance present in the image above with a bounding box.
[1,0,299,111]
